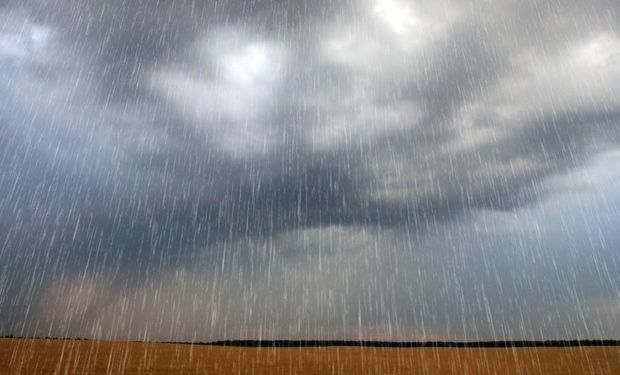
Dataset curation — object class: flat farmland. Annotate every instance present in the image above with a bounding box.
[1,338,619,374]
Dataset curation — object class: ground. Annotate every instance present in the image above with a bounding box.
[1,338,620,374]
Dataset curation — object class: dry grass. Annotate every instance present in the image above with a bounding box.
[1,338,620,374]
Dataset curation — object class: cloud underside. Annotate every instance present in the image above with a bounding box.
[1,0,620,341]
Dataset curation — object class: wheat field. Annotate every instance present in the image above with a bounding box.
[1,339,620,374]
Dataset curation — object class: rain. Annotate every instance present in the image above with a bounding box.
[1,0,620,359]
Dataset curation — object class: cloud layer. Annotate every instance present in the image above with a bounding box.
[1,0,620,341]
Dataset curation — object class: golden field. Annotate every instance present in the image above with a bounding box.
[1,338,620,374]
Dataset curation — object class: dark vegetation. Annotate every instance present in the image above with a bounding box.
[3,336,620,348]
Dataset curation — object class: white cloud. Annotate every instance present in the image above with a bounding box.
[0,20,53,63]
[321,0,458,76]
[483,33,620,124]
[308,101,424,150]
[151,30,286,157]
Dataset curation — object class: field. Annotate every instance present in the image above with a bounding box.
[1,338,620,374]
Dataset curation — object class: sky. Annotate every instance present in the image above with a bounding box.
[0,0,619,342]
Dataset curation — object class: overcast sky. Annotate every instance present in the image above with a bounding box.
[1,0,620,342]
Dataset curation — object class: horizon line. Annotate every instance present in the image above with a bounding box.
[3,336,620,348]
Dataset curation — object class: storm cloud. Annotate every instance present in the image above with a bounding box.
[1,0,620,341]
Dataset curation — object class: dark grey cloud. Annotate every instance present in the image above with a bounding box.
[0,0,620,341]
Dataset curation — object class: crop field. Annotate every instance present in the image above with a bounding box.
[1,339,620,374]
